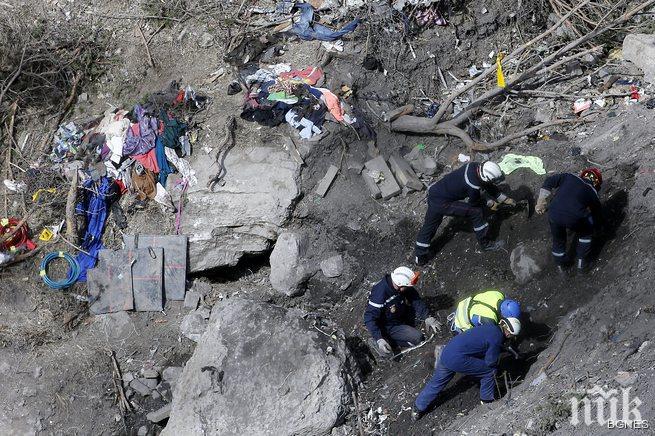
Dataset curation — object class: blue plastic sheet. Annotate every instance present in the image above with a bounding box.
[291,3,360,42]
[75,177,114,282]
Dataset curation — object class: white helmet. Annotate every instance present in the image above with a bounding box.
[479,161,504,184]
[391,266,419,288]
[499,317,521,336]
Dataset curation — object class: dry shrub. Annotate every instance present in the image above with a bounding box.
[0,12,107,120]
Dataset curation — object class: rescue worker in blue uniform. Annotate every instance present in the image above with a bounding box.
[536,168,603,271]
[414,161,515,265]
[364,267,441,357]
[412,319,521,420]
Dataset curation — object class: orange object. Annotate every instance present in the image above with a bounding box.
[316,88,345,122]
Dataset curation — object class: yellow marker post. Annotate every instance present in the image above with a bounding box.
[496,52,506,88]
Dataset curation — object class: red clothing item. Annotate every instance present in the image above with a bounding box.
[133,148,160,173]
[279,67,323,85]
[114,179,128,194]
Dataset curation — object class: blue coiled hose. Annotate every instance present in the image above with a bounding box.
[39,251,80,289]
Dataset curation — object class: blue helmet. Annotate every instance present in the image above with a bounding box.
[500,299,521,318]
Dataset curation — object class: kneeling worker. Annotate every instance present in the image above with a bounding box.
[413,319,521,420]
[448,289,521,333]
[364,267,441,357]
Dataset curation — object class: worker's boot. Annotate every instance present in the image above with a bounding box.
[480,239,505,252]
[415,254,430,267]
[576,258,587,272]
[411,404,424,422]
[556,264,569,276]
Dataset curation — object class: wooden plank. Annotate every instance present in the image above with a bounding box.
[315,164,339,197]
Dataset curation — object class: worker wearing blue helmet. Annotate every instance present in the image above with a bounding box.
[447,289,521,333]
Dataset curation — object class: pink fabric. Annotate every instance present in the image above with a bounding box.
[279,67,323,85]
[317,88,344,122]
[133,148,159,173]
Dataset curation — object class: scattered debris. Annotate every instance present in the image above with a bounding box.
[364,156,401,200]
[614,371,638,387]
[388,155,424,191]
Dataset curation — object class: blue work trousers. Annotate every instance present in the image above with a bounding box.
[415,358,496,411]
[549,215,593,265]
[415,199,488,256]
[383,324,424,348]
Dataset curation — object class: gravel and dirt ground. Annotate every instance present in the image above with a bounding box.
[1,0,654,435]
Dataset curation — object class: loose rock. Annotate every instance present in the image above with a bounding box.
[269,232,313,297]
[180,307,211,342]
[510,243,548,284]
[130,379,152,397]
[183,291,200,309]
[162,298,356,436]
[623,34,655,85]
[147,404,171,423]
[162,367,183,385]
[320,255,344,278]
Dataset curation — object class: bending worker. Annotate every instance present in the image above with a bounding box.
[412,320,521,420]
[536,168,603,271]
[415,161,514,266]
[364,267,441,357]
[448,289,521,333]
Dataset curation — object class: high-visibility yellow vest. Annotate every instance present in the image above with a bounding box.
[454,289,505,332]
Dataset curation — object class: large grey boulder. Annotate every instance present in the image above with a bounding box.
[269,232,313,296]
[623,34,655,84]
[162,298,354,436]
[510,243,549,284]
[182,146,301,272]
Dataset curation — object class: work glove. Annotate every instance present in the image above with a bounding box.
[424,317,442,333]
[377,339,392,355]
[535,188,550,215]
[489,196,516,211]
[487,199,501,211]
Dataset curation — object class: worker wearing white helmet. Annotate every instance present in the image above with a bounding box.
[364,266,442,357]
[414,161,515,266]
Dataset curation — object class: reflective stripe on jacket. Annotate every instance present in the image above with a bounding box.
[454,289,505,332]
